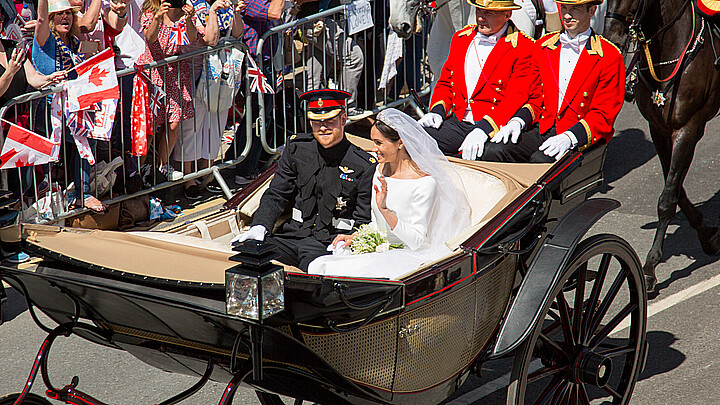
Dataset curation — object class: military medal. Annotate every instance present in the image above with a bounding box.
[336,196,347,210]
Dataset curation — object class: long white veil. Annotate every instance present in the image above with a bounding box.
[376,108,472,249]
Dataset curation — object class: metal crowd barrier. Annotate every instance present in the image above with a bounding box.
[255,2,433,153]
[0,39,253,224]
[0,4,437,226]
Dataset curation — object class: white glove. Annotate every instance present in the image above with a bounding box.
[459,128,488,160]
[417,112,443,129]
[491,119,523,144]
[539,132,574,160]
[326,241,351,256]
[231,225,267,244]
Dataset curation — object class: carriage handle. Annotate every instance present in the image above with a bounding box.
[325,285,403,333]
[475,199,545,256]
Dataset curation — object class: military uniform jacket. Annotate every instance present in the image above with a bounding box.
[516,30,625,151]
[429,22,537,137]
[252,134,376,244]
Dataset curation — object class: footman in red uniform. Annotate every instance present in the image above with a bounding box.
[483,0,625,162]
[418,0,538,161]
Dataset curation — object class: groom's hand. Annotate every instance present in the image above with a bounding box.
[231,225,267,244]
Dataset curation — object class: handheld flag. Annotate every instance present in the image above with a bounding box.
[247,56,274,94]
[169,20,190,46]
[66,48,120,112]
[0,120,55,169]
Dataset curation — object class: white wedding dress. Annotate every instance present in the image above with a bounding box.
[307,168,449,279]
[307,108,472,279]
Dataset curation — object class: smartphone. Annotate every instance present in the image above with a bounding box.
[167,0,186,8]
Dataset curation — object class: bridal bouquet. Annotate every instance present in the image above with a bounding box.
[351,224,403,255]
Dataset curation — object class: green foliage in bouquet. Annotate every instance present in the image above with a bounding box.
[351,224,403,255]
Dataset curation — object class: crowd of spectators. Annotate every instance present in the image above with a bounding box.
[0,0,426,226]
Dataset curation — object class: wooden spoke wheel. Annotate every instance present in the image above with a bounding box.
[0,393,53,405]
[507,234,647,405]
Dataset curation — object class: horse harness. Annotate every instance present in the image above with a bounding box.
[606,0,719,108]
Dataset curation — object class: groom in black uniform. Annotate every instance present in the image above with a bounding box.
[232,89,376,271]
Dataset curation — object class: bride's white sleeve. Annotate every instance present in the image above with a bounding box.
[390,179,437,250]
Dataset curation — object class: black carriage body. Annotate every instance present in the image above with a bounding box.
[0,146,618,404]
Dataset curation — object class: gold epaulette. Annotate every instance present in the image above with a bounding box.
[458,24,476,37]
[599,35,622,56]
[505,30,519,48]
[541,31,561,49]
[587,35,604,57]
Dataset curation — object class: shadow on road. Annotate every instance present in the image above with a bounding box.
[0,285,28,324]
[638,331,685,381]
[640,193,720,297]
[591,128,656,196]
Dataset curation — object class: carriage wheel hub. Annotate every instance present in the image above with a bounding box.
[572,348,612,387]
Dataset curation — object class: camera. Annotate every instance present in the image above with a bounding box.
[167,0,186,8]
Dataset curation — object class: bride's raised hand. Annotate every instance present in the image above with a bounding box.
[374,175,388,210]
[333,234,356,249]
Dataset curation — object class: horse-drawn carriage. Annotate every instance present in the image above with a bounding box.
[0,141,646,405]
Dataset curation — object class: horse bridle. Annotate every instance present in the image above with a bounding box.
[606,0,697,83]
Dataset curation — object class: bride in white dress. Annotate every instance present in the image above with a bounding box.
[307,108,472,279]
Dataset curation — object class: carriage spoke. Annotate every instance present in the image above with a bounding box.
[533,374,565,405]
[582,253,610,344]
[557,290,576,347]
[538,332,569,359]
[578,383,591,405]
[589,303,636,349]
[603,383,622,400]
[589,268,628,338]
[550,380,571,405]
[528,363,568,384]
[573,265,587,342]
[598,344,636,358]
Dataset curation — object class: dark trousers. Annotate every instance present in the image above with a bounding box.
[265,234,330,272]
[482,124,557,163]
[423,115,474,157]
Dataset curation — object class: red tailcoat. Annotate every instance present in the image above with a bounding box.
[519,31,625,151]
[429,22,537,137]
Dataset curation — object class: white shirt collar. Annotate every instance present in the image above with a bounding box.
[559,27,592,53]
[474,22,509,45]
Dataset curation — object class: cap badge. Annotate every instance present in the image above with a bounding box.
[318,98,324,107]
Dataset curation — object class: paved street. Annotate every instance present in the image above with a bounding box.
[3,100,720,404]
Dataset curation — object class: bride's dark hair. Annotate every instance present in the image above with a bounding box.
[374,119,400,142]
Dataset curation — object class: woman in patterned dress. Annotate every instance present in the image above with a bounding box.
[136,0,199,181]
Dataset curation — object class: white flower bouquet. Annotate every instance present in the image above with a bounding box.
[351,224,403,255]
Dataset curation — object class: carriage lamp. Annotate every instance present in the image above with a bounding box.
[226,240,285,321]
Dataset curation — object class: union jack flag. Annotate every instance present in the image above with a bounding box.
[247,56,274,94]
[276,72,284,93]
[169,21,190,46]
[149,86,166,116]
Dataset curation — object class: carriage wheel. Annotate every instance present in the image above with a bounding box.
[507,234,647,405]
[0,393,53,405]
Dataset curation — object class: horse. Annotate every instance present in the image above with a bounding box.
[604,0,720,292]
[388,0,606,91]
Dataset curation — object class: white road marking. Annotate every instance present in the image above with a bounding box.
[448,273,720,404]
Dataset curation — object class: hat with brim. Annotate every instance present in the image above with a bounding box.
[554,0,603,5]
[466,0,521,10]
[48,0,80,14]
[299,89,351,121]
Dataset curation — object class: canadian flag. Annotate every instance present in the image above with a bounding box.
[0,121,55,169]
[66,48,120,112]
